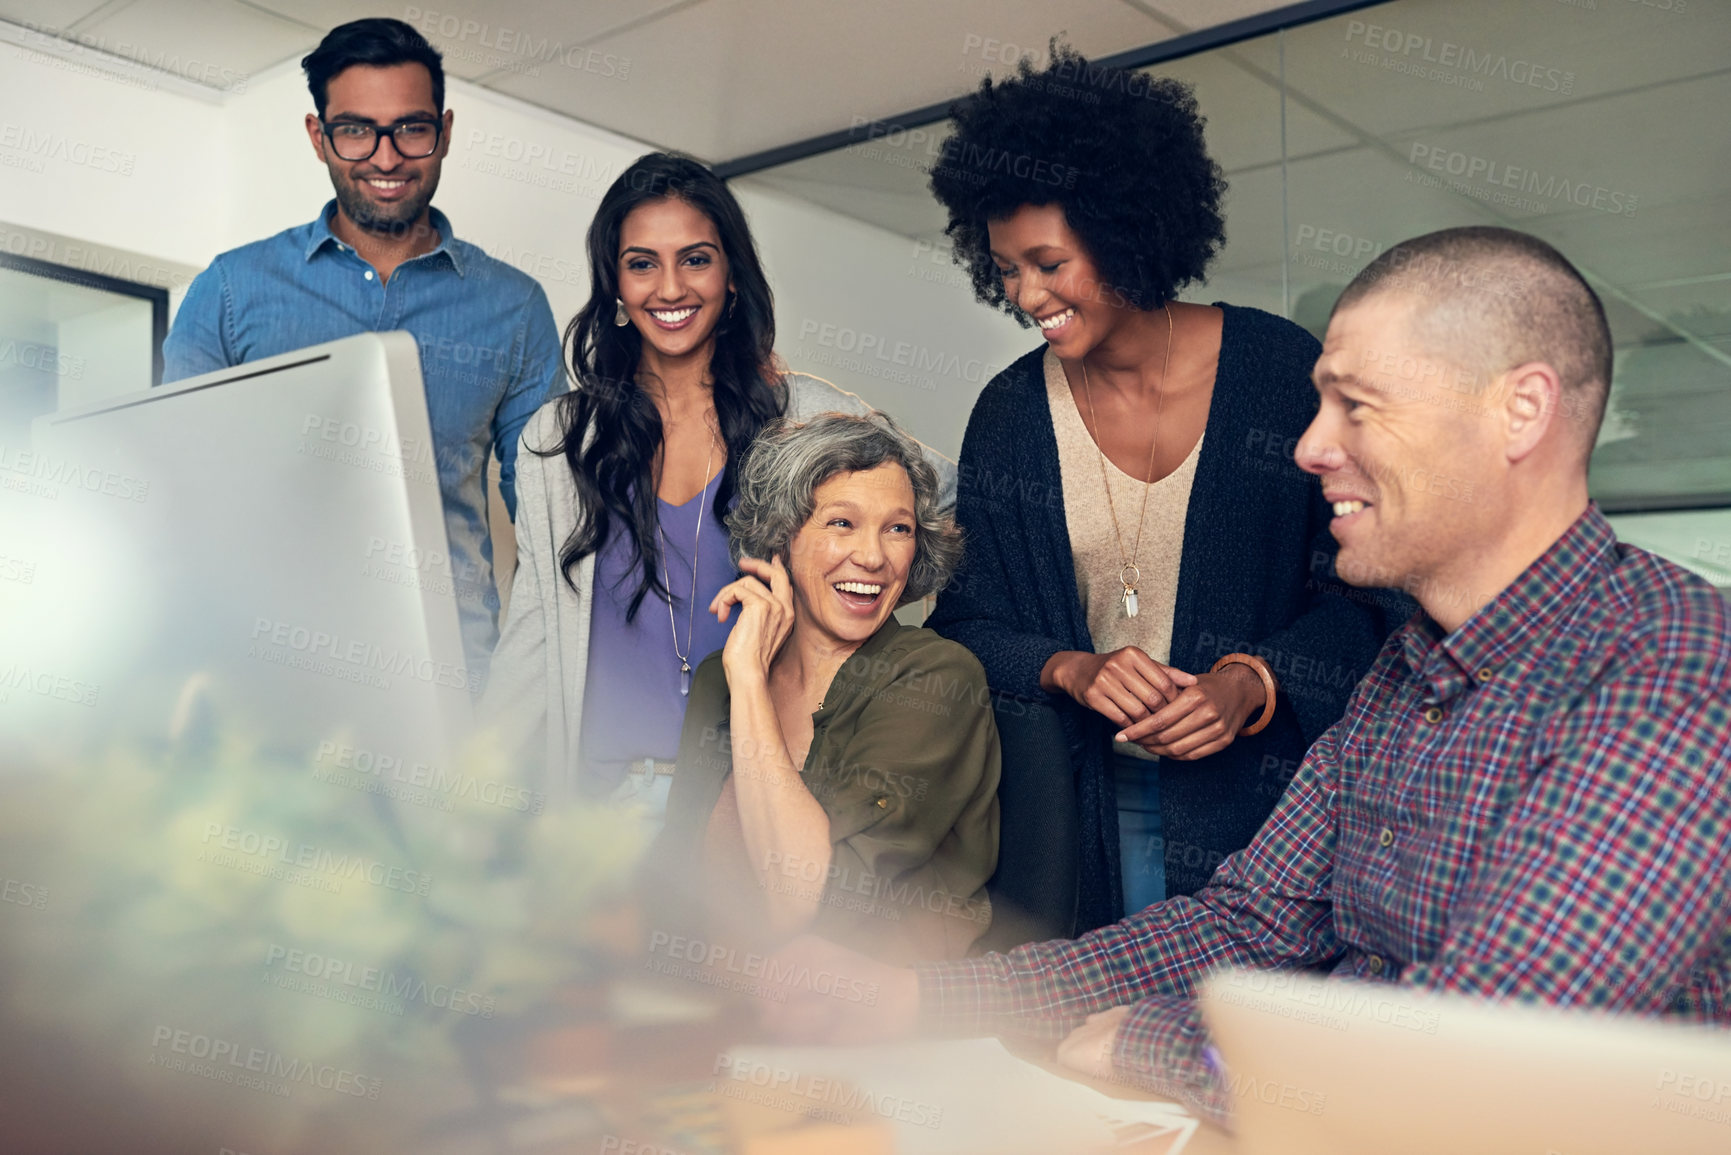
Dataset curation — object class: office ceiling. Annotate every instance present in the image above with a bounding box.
[5,0,1726,512]
[0,0,1297,162]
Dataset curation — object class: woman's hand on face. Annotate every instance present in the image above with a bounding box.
[710,554,795,688]
[1114,665,1263,760]
[1047,647,1197,729]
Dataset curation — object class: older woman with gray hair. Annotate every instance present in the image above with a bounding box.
[654,411,1001,964]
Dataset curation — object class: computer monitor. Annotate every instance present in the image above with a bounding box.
[4,331,472,767]
[1202,967,1731,1155]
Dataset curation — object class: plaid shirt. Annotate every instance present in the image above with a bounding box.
[918,506,1731,1123]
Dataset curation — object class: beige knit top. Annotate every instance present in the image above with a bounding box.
[1044,348,1202,760]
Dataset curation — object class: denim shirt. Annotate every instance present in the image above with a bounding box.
[162,201,567,681]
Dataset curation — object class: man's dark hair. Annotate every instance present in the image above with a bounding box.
[930,39,1227,320]
[301,19,445,118]
[1335,226,1613,448]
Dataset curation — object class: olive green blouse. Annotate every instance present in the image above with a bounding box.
[658,620,1001,964]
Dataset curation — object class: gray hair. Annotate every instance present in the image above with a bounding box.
[726,411,962,604]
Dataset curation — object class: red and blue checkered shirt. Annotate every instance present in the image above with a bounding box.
[917,506,1731,1123]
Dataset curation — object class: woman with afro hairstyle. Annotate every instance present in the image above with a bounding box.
[924,44,1408,936]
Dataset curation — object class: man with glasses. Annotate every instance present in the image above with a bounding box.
[163,18,565,686]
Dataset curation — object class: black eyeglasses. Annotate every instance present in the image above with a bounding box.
[320,118,442,161]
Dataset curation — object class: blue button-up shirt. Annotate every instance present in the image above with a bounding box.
[162,201,567,680]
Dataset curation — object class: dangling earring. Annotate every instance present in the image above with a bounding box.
[614,297,630,327]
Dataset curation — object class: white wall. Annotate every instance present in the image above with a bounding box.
[0,40,230,269]
[737,179,1031,457]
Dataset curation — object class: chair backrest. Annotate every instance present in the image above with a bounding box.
[975,693,1079,953]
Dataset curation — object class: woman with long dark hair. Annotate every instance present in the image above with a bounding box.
[924,46,1410,935]
[482,153,953,811]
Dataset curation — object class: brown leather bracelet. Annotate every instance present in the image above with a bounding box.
[1210,653,1278,736]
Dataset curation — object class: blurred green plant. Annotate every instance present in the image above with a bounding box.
[0,716,645,1101]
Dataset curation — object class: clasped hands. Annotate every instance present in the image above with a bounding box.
[1045,646,1262,760]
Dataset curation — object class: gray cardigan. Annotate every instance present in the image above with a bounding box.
[479,372,957,802]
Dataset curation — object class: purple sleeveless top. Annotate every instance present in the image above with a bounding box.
[577,486,737,795]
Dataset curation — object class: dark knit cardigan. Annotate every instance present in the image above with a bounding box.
[927,303,1413,934]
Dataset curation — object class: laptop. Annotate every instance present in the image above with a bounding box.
[1201,966,1731,1154]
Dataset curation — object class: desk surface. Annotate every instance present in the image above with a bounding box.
[1001,1038,1237,1155]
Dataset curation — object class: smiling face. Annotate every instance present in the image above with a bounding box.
[1296,293,1502,596]
[616,196,733,366]
[987,203,1136,353]
[785,463,917,649]
[306,62,450,234]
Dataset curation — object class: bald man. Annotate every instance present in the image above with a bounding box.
[759,227,1731,1124]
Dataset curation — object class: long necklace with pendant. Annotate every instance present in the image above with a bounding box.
[657,418,716,695]
[1079,303,1173,620]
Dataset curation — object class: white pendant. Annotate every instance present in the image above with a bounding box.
[1123,587,1139,619]
[679,661,691,696]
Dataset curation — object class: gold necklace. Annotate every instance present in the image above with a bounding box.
[1078,303,1173,620]
[656,417,716,696]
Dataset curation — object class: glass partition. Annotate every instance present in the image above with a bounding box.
[741,0,1731,585]
[0,253,167,440]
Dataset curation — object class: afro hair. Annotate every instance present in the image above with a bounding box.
[929,40,1228,321]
